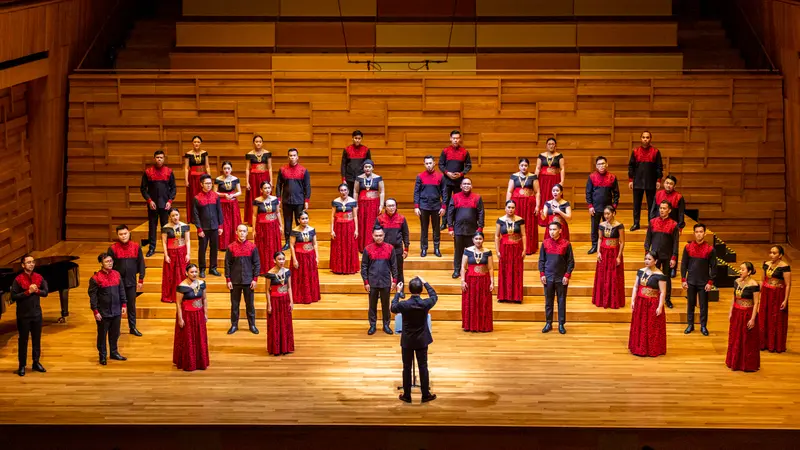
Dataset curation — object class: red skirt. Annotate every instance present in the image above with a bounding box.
[628,295,666,357]
[186,171,205,221]
[462,273,493,332]
[219,199,242,250]
[759,284,788,353]
[245,171,271,225]
[268,294,295,356]
[330,220,359,274]
[172,308,210,372]
[357,196,380,252]
[512,194,538,255]
[727,305,760,372]
[292,250,321,304]
[255,220,283,274]
[497,239,524,303]
[592,247,626,309]
[161,246,188,303]
[538,172,560,203]
[541,215,570,241]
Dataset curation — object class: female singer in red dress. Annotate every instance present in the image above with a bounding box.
[354,160,384,252]
[266,251,295,356]
[727,262,761,372]
[506,158,539,255]
[184,135,210,221]
[244,135,273,225]
[330,183,359,274]
[592,206,626,309]
[628,252,667,357]
[253,181,283,275]
[290,211,321,304]
[461,232,494,332]
[535,137,565,203]
[160,208,190,303]
[495,200,526,303]
[760,245,791,352]
[214,161,242,251]
[540,184,572,241]
[173,263,210,371]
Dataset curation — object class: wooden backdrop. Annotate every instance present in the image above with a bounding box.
[66,72,785,243]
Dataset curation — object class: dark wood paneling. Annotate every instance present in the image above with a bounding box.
[275,22,375,49]
[376,0,476,18]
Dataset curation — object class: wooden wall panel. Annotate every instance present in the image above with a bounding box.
[574,0,673,16]
[183,0,279,16]
[376,24,476,48]
[475,0,575,17]
[577,23,678,47]
[279,0,376,17]
[276,23,375,49]
[477,24,576,47]
[579,54,683,71]
[476,53,580,71]
[170,53,273,70]
[0,6,47,63]
[270,54,476,71]
[0,58,50,90]
[176,23,276,48]
[376,0,476,18]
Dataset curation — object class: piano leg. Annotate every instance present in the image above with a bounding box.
[57,289,69,323]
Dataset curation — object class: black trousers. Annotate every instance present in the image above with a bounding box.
[453,234,473,273]
[124,285,138,330]
[368,287,391,326]
[590,207,604,245]
[655,258,674,301]
[419,209,441,250]
[96,315,121,357]
[402,346,431,397]
[147,207,170,250]
[441,180,462,226]
[59,289,70,318]
[394,247,405,286]
[345,180,356,199]
[230,284,256,325]
[544,280,568,325]
[198,229,219,270]
[282,203,305,243]
[17,316,42,368]
[687,283,709,327]
[632,188,656,226]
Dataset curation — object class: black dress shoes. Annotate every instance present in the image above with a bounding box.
[558,324,566,334]
[587,246,597,255]
[208,268,221,276]
[421,393,437,403]
[452,271,460,279]
[367,325,377,335]
[32,362,46,373]
[99,356,107,365]
[701,326,709,336]
[542,323,553,333]
[200,269,206,278]
[399,394,412,403]
[110,352,127,361]
[630,224,640,231]
[399,290,405,298]
[383,324,394,335]
[249,325,260,334]
[434,247,442,257]
[16,367,25,377]
[146,248,155,257]
[130,328,143,337]
[420,248,427,257]
[665,299,674,309]
[440,223,448,231]
[282,243,290,251]
[227,324,238,334]
[684,324,694,334]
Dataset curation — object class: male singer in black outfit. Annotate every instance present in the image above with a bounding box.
[391,276,438,404]
[107,225,145,336]
[539,222,575,335]
[628,131,663,231]
[141,149,176,257]
[193,174,224,278]
[448,177,484,278]
[645,201,680,309]
[10,254,48,376]
[277,148,311,249]
[681,223,718,336]
[341,130,371,197]
[414,155,445,257]
[585,156,620,254]
[361,227,398,336]
[225,224,261,335]
[375,198,410,298]
[438,130,472,230]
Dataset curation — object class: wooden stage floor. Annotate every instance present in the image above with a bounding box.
[1,212,799,435]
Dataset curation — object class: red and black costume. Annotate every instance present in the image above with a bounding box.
[225,239,261,330]
[341,144,371,196]
[216,177,242,250]
[184,151,208,221]
[438,145,472,228]
[330,199,359,275]
[173,281,209,371]
[538,154,563,203]
[291,227,321,304]
[356,175,383,252]
[644,216,679,303]
[497,217,525,303]
[462,248,493,332]
[680,240,717,329]
[760,263,790,353]
[627,146,663,227]
[448,191,485,274]
[414,169,445,254]
[266,269,294,356]
[361,241,398,329]
[161,224,190,303]
[375,211,410,289]
[11,272,48,370]
[628,269,667,357]
[276,163,311,244]
[107,241,145,332]
[592,223,625,309]
[650,189,685,231]
[538,237,575,327]
[244,151,272,225]
[253,197,282,275]
[140,165,176,252]
[585,171,620,245]
[541,200,571,241]
[193,190,224,273]
[510,173,538,255]
[727,282,760,372]
[88,269,127,360]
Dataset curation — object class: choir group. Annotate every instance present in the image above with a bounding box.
[8,131,791,377]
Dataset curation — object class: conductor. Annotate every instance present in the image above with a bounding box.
[391,276,438,404]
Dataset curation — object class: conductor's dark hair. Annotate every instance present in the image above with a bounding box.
[548,222,562,230]
[450,130,461,137]
[596,155,607,164]
[519,157,530,165]
[186,263,198,273]
[273,251,285,261]
[20,253,33,264]
[659,200,672,209]
[288,148,298,155]
[694,223,706,231]
[200,174,212,183]
[409,277,424,295]
[423,155,434,162]
[253,134,263,142]
[154,150,165,157]
[665,175,678,184]
[191,135,203,142]
[97,252,113,263]
[352,130,363,137]
[741,261,756,276]
[115,225,129,232]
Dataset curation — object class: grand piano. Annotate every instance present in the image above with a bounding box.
[0,256,80,320]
